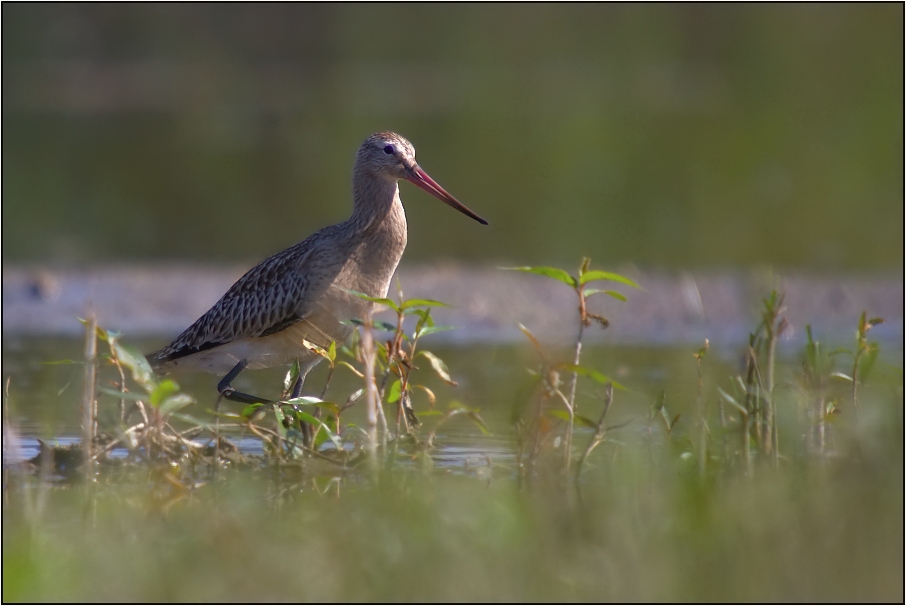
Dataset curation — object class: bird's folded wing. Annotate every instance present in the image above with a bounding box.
[151,239,340,363]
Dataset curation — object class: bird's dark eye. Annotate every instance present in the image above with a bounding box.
[383,145,395,155]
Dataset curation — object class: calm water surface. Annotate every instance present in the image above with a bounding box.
[3,337,734,470]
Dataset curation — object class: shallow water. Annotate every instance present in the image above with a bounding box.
[6,330,901,476]
[2,335,740,469]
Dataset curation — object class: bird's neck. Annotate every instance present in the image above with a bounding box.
[346,170,408,296]
[350,170,406,234]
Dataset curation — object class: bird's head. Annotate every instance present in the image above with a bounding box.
[356,132,488,225]
[358,132,418,181]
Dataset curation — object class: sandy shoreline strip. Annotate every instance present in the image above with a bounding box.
[3,264,902,349]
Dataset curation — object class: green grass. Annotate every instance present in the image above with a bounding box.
[4,414,902,602]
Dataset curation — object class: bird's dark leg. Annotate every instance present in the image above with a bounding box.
[290,373,305,400]
[217,359,273,405]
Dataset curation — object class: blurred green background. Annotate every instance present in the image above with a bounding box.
[3,4,902,269]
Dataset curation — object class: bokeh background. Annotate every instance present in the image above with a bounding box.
[3,4,903,270]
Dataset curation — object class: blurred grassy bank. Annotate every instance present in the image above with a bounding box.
[3,333,904,601]
[3,4,903,269]
[4,435,902,602]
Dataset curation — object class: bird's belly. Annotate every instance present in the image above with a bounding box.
[164,316,353,375]
[157,283,374,376]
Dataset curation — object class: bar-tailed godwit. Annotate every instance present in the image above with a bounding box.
[147,132,487,405]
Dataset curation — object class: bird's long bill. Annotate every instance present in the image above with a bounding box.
[406,165,488,225]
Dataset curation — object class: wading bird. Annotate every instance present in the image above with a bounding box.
[147,132,487,409]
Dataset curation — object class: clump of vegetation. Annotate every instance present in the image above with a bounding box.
[715,291,788,473]
[2,263,900,603]
[13,285,487,485]
[503,258,638,480]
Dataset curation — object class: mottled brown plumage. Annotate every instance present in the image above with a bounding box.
[147,132,486,402]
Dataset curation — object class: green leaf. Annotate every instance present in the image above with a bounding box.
[401,298,451,310]
[547,408,598,429]
[416,325,456,339]
[418,351,458,386]
[387,379,402,403]
[374,321,399,333]
[575,414,598,428]
[113,342,158,392]
[295,411,343,450]
[830,372,853,382]
[77,319,121,343]
[408,307,433,324]
[344,318,398,332]
[717,387,748,415]
[273,406,289,439]
[583,289,628,302]
[579,271,640,288]
[284,358,301,395]
[285,396,340,415]
[547,409,597,428]
[158,393,195,416]
[150,379,180,408]
[558,364,626,390]
[549,409,570,422]
[328,341,337,363]
[241,403,266,419]
[344,289,401,312]
[500,266,577,288]
[411,308,433,338]
[311,420,334,450]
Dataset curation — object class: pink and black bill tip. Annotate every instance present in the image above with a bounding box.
[406,165,488,226]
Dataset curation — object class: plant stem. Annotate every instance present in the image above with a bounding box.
[742,409,752,476]
[82,313,97,481]
[360,313,379,467]
[764,321,776,459]
[851,353,861,415]
[563,310,586,475]
[566,321,585,414]
[695,352,707,479]
[563,392,574,474]
[575,382,613,481]
[816,394,826,455]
